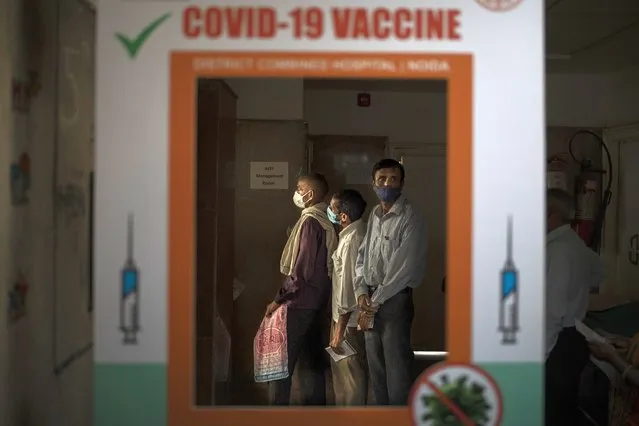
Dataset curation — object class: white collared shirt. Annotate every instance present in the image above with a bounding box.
[354,195,428,305]
[546,224,606,359]
[332,219,367,327]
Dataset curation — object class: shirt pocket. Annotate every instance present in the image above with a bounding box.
[381,235,400,262]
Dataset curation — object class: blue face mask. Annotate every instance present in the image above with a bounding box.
[327,207,341,225]
[374,186,401,203]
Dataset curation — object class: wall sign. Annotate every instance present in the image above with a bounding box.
[249,161,288,190]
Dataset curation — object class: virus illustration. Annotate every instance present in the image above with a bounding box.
[422,374,492,425]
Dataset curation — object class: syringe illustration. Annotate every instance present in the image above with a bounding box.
[120,213,140,345]
[498,216,519,345]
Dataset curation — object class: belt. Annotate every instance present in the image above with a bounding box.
[368,286,412,295]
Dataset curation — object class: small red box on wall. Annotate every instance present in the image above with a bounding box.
[357,93,371,107]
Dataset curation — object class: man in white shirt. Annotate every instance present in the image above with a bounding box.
[354,159,427,406]
[545,188,606,426]
[327,189,368,406]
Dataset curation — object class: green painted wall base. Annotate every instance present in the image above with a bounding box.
[479,362,544,426]
[94,362,542,426]
[94,363,167,426]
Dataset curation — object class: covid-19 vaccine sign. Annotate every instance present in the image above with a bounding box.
[94,0,544,425]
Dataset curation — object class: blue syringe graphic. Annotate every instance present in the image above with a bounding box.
[498,216,519,345]
[120,213,140,345]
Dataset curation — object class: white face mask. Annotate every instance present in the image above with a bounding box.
[293,190,311,209]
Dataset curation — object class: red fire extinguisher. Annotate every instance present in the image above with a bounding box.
[572,170,598,244]
[566,130,614,251]
[547,153,601,246]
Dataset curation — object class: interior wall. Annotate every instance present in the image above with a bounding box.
[599,66,639,127]
[546,73,619,127]
[225,78,304,121]
[0,0,94,425]
[305,89,447,144]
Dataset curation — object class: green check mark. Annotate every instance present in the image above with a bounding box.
[115,13,172,59]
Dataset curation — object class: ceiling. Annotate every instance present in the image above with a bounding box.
[546,0,639,73]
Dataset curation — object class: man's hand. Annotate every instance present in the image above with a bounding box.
[357,311,374,331]
[588,340,617,362]
[264,301,280,318]
[607,336,631,354]
[357,294,377,313]
[330,332,344,354]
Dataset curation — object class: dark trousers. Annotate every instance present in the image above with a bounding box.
[364,288,415,406]
[545,326,589,426]
[268,308,327,405]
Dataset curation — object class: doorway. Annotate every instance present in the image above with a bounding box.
[616,139,639,301]
[184,75,459,409]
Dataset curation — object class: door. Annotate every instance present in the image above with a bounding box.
[195,79,237,406]
[310,135,387,218]
[195,79,220,406]
[232,120,308,405]
[212,82,237,404]
[392,144,447,351]
[617,140,639,301]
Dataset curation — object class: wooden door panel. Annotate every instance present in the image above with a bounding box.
[215,84,236,333]
[400,154,447,351]
[195,80,220,406]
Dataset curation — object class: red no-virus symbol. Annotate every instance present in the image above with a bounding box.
[410,362,504,426]
[476,0,523,12]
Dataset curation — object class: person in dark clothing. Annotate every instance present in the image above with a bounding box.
[544,189,605,425]
[265,173,338,406]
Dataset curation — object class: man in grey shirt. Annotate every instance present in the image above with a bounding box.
[354,158,427,405]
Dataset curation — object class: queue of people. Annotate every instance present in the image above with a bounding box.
[262,158,427,406]
[258,163,639,417]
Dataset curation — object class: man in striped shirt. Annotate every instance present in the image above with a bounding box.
[354,158,428,406]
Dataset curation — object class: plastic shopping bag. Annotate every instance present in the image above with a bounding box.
[254,305,289,383]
